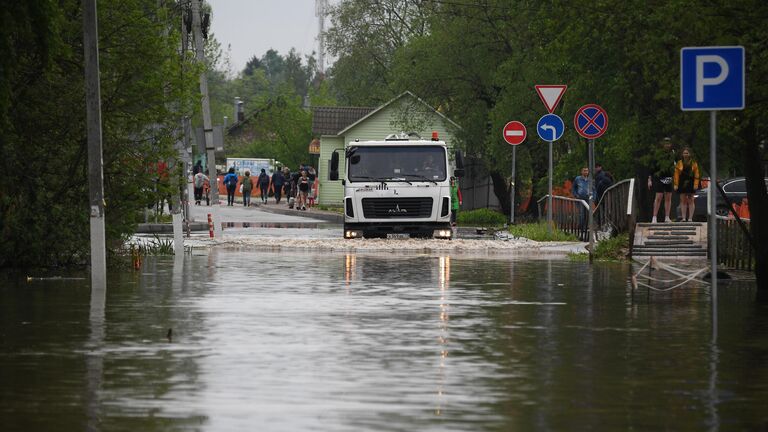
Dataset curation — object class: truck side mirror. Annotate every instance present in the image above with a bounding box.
[454,150,465,178]
[329,151,339,181]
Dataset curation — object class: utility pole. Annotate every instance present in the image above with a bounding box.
[191,0,221,236]
[316,0,328,75]
[83,0,107,290]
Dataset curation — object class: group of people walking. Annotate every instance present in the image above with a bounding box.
[648,137,701,223]
[220,164,318,210]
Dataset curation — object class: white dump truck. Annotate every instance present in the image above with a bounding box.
[329,133,465,239]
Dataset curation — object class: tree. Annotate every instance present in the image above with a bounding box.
[326,0,768,291]
[0,0,199,268]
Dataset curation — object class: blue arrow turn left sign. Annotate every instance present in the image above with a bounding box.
[536,114,564,142]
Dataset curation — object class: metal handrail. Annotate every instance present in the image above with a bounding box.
[537,178,637,242]
[536,194,589,210]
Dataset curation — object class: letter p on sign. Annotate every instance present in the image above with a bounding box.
[681,46,744,111]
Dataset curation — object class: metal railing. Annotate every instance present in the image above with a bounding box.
[537,178,637,242]
[594,178,637,235]
[716,216,753,270]
[537,195,590,241]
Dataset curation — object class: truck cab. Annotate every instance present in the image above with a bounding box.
[329,134,464,239]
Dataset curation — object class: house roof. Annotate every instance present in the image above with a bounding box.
[311,106,376,135]
[336,91,461,136]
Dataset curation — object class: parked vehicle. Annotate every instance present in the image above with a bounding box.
[688,177,768,221]
[329,133,464,239]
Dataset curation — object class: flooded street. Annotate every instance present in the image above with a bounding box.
[2,248,766,431]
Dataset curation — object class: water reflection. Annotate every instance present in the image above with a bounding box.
[0,253,765,431]
[86,284,105,432]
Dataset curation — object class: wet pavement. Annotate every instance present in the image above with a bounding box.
[1,248,765,431]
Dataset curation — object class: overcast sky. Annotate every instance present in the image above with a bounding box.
[209,0,333,75]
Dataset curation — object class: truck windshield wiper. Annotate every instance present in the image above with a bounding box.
[349,175,385,182]
[383,177,413,185]
[401,174,438,185]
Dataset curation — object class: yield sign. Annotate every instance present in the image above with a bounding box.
[503,121,527,145]
[535,85,567,113]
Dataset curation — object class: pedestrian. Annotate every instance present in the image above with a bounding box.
[450,176,462,227]
[241,170,254,207]
[571,167,592,231]
[192,159,203,175]
[223,167,238,206]
[648,137,676,223]
[193,170,209,205]
[594,163,614,204]
[674,146,701,222]
[289,170,300,209]
[271,167,285,204]
[282,167,292,206]
[296,170,310,211]
[307,166,317,207]
[203,174,210,206]
[257,168,270,204]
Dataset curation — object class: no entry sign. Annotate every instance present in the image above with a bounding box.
[502,121,527,145]
[574,104,608,139]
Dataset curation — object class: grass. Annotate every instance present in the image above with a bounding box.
[315,204,343,214]
[508,222,579,242]
[457,208,507,227]
[569,233,630,261]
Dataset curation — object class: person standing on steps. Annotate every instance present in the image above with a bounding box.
[223,167,238,206]
[648,137,676,223]
[674,146,701,222]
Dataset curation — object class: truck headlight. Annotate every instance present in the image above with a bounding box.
[433,229,452,239]
[345,230,362,239]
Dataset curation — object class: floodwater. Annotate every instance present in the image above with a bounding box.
[1,250,766,431]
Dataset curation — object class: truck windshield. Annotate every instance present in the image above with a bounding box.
[347,145,447,182]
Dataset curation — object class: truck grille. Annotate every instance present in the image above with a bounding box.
[361,198,433,219]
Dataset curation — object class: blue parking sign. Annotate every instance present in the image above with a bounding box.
[681,46,744,111]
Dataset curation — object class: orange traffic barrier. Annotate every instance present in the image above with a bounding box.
[207,213,214,238]
[729,203,738,219]
[739,198,750,219]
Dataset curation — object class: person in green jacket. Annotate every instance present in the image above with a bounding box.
[241,170,254,207]
[450,177,462,227]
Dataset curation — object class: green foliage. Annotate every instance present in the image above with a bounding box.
[569,233,629,262]
[226,90,312,169]
[204,46,322,169]
[327,0,768,210]
[457,209,507,227]
[508,222,578,242]
[0,0,198,268]
[314,205,343,214]
[140,235,175,256]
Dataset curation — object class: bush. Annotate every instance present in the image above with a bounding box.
[568,233,629,261]
[508,222,578,242]
[457,208,507,226]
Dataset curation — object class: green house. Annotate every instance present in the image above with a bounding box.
[312,91,461,206]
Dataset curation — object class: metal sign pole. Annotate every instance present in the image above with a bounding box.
[547,140,553,234]
[710,111,718,321]
[510,145,516,225]
[588,139,595,263]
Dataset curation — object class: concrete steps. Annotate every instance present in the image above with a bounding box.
[633,222,707,259]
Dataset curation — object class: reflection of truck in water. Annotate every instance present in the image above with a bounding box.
[329,134,464,239]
